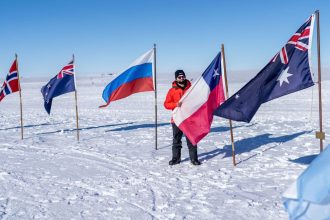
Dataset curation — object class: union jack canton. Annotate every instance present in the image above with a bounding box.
[57,60,74,79]
[272,16,313,64]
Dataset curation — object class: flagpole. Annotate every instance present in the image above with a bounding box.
[221,44,236,166]
[73,54,80,142]
[315,10,324,152]
[153,44,158,150]
[16,54,24,140]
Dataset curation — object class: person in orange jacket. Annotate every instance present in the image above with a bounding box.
[164,70,201,166]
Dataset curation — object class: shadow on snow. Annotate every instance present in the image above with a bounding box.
[36,122,134,135]
[0,122,60,131]
[289,154,318,165]
[193,130,312,164]
[209,123,256,133]
[105,122,170,132]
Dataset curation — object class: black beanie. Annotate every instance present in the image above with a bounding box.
[175,70,186,78]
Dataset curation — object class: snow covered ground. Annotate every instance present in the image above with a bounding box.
[0,76,328,219]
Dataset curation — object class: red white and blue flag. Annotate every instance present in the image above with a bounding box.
[214,14,315,123]
[173,52,226,145]
[57,62,74,79]
[0,59,20,102]
[100,49,154,107]
[41,60,76,114]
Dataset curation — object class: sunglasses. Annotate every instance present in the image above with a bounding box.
[177,76,186,79]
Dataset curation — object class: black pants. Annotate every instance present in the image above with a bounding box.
[171,123,198,161]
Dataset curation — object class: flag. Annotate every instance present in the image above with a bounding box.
[214,14,315,123]
[283,145,330,220]
[100,49,154,107]
[0,59,20,102]
[41,60,75,114]
[172,52,226,145]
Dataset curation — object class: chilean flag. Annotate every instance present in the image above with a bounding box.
[173,52,225,145]
[100,49,154,107]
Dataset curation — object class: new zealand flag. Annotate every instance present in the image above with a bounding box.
[214,15,315,123]
[0,59,20,102]
[41,60,75,114]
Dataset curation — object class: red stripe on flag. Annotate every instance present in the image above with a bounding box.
[177,81,225,145]
[100,77,154,108]
[8,80,19,93]
[288,34,300,44]
[295,44,308,51]
[9,60,17,73]
[281,47,288,64]
[62,65,74,70]
[299,29,310,38]
[0,93,4,102]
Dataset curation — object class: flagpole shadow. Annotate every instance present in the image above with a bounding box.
[289,154,318,165]
[0,122,60,131]
[36,122,134,135]
[105,122,170,132]
[194,130,312,164]
[210,126,235,133]
[210,122,257,133]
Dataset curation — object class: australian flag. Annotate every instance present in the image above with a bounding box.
[41,60,75,114]
[214,14,315,123]
[0,59,20,102]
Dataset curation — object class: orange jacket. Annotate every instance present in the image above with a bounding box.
[164,80,192,111]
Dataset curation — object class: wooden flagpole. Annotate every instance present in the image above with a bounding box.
[153,44,158,150]
[73,54,80,142]
[315,10,325,152]
[221,44,236,166]
[16,54,24,140]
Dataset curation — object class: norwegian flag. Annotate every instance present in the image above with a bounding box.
[214,14,315,123]
[0,59,20,102]
[57,60,74,79]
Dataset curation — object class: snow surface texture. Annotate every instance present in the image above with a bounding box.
[0,76,328,220]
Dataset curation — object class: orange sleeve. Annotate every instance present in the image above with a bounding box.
[164,89,177,110]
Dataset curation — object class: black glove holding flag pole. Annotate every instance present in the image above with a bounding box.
[41,60,75,114]
[214,14,315,123]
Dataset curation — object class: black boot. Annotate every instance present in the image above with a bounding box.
[169,147,181,165]
[188,146,201,166]
[191,160,201,166]
[169,158,181,165]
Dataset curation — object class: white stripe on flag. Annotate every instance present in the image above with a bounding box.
[280,47,288,64]
[173,78,210,126]
[112,49,154,79]
[130,49,154,67]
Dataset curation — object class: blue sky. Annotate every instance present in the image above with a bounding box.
[0,0,329,78]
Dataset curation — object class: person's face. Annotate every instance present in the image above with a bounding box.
[176,75,186,83]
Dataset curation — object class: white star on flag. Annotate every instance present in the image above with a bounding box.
[277,67,293,86]
[235,94,240,99]
[213,68,220,78]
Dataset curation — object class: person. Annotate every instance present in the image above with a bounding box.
[164,70,201,166]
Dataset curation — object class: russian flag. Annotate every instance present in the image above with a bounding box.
[173,52,225,145]
[100,49,154,107]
